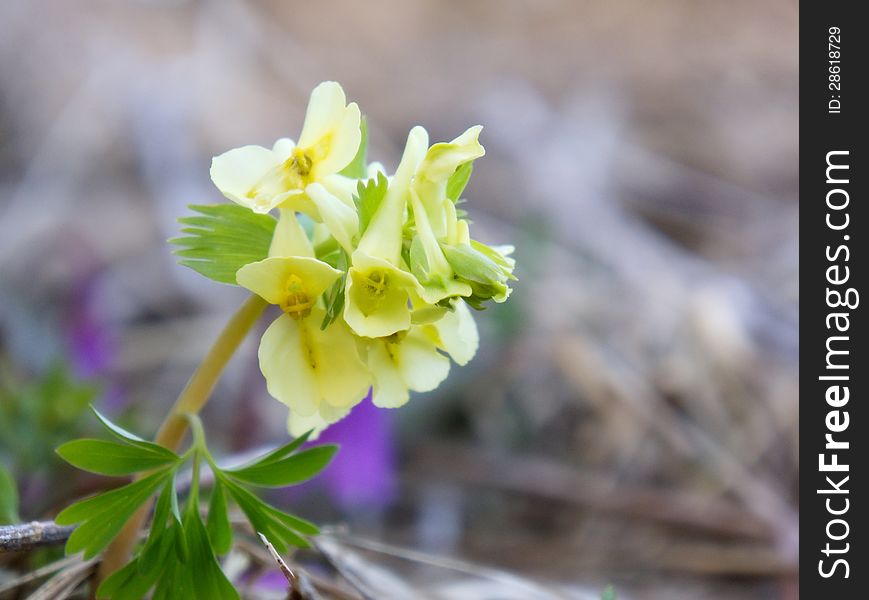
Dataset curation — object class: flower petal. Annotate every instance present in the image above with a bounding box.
[271,137,296,160]
[432,299,479,366]
[269,209,314,258]
[306,182,359,254]
[237,256,341,304]
[368,342,410,409]
[306,317,371,410]
[397,328,450,392]
[358,126,429,262]
[297,82,362,179]
[344,252,421,338]
[298,82,349,149]
[312,102,362,179]
[210,145,278,207]
[259,315,320,416]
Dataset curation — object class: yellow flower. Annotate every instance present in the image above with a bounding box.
[236,211,371,434]
[343,127,428,338]
[366,299,478,409]
[210,81,361,251]
[367,327,450,409]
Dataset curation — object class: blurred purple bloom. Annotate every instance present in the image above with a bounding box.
[315,391,397,510]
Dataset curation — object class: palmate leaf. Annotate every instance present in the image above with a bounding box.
[170,204,277,285]
[220,476,314,554]
[56,468,174,559]
[320,250,348,329]
[56,439,179,476]
[226,444,338,487]
[354,171,389,237]
[206,480,233,555]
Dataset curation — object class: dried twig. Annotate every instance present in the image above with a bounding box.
[257,533,321,600]
[0,521,73,553]
[25,557,97,600]
[0,555,82,596]
[321,532,571,600]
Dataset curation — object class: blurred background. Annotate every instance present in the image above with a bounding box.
[1,0,797,598]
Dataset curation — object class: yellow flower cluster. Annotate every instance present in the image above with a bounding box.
[210,82,515,435]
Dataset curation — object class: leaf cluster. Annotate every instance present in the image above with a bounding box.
[170,204,277,285]
[55,410,337,599]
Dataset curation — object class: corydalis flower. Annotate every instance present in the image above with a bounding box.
[343,127,428,339]
[367,299,479,408]
[210,82,361,252]
[237,211,370,435]
[196,80,517,437]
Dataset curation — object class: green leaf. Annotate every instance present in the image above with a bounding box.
[601,585,617,600]
[446,160,474,202]
[56,439,179,476]
[353,172,388,237]
[97,557,162,600]
[338,116,368,179]
[226,445,338,487]
[91,408,180,456]
[0,463,19,524]
[230,431,313,471]
[221,477,313,554]
[183,504,240,600]
[57,468,173,559]
[170,204,277,285]
[321,251,348,330]
[206,480,233,555]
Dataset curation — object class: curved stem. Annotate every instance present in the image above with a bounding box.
[96,294,268,584]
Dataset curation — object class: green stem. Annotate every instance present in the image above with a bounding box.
[97,294,268,585]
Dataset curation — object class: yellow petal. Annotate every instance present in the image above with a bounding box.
[269,209,314,258]
[344,252,421,338]
[259,315,320,416]
[368,341,410,408]
[297,82,362,179]
[286,409,332,439]
[210,145,279,210]
[417,125,485,184]
[320,174,358,206]
[306,316,371,409]
[236,256,341,305]
[312,102,362,179]
[305,182,359,254]
[368,327,450,408]
[259,309,369,420]
[358,126,429,262]
[397,328,450,392]
[432,299,479,365]
[271,138,296,159]
[298,82,348,148]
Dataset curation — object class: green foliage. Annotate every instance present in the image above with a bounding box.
[225,444,338,487]
[441,241,516,309]
[57,469,173,559]
[601,584,617,600]
[446,160,474,202]
[57,412,334,598]
[0,463,18,524]
[338,116,368,179]
[353,171,389,238]
[56,439,179,476]
[0,361,100,518]
[320,249,348,330]
[170,204,277,285]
